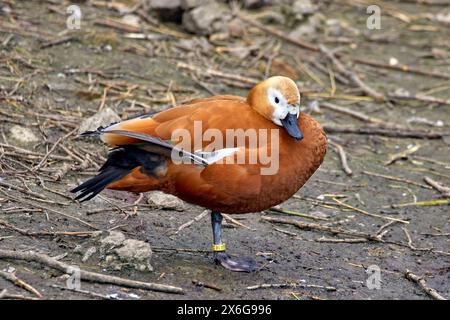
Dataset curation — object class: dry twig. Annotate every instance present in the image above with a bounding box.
[329,140,352,176]
[0,249,184,294]
[405,270,446,300]
[0,270,43,298]
[172,210,209,235]
[246,282,336,291]
[0,289,39,300]
[424,177,450,198]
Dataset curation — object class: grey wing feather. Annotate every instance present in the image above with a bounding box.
[104,129,208,166]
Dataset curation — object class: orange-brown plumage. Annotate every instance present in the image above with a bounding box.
[97,81,327,213]
[73,76,327,272]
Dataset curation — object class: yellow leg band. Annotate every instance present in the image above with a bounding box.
[212,243,226,252]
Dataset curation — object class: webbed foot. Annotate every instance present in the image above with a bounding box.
[213,252,256,272]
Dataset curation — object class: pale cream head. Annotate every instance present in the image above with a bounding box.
[247,76,301,126]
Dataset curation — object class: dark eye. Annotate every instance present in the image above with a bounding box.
[274,97,279,104]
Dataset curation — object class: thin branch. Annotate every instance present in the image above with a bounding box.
[0,249,184,294]
[405,270,446,300]
[329,140,353,176]
[424,177,450,198]
[0,270,43,298]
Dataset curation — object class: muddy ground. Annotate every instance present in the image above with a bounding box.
[0,0,449,300]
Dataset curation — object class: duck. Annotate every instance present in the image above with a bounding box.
[72,76,327,272]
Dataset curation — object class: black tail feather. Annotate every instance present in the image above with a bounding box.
[79,130,101,137]
[79,123,117,137]
[71,145,167,202]
[71,167,128,202]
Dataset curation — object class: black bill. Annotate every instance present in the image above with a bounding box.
[281,113,303,141]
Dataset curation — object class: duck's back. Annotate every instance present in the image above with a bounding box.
[102,96,252,146]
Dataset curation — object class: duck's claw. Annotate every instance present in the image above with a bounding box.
[214,252,256,272]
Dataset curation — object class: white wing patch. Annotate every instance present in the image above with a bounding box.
[194,147,240,165]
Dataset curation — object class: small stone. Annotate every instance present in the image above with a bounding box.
[98,231,153,272]
[78,107,121,135]
[100,231,126,248]
[281,0,317,26]
[182,2,229,35]
[389,57,399,66]
[227,47,251,59]
[176,37,213,53]
[147,191,186,211]
[148,0,183,22]
[227,18,245,38]
[436,10,450,25]
[292,0,318,16]
[307,12,325,28]
[115,239,153,271]
[1,4,12,14]
[121,14,141,28]
[289,12,324,39]
[9,125,39,144]
[325,19,343,37]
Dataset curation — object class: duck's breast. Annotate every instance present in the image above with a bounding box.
[259,113,327,205]
[166,112,326,213]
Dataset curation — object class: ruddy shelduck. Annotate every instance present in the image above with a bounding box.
[72,76,327,272]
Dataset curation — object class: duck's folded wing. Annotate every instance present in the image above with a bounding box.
[104,130,208,166]
[85,97,248,148]
[77,97,268,205]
